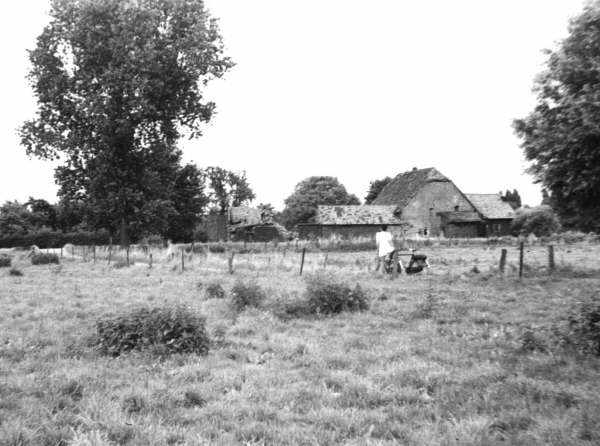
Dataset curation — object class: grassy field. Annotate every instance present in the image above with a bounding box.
[1,243,599,445]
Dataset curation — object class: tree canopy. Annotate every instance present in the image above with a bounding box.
[203,167,255,214]
[281,176,360,228]
[513,2,600,231]
[20,0,232,244]
[364,176,392,204]
[500,189,521,210]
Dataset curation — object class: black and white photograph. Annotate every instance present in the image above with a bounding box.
[1,0,599,444]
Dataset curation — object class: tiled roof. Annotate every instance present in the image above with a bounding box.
[437,211,483,223]
[466,194,515,220]
[372,167,449,207]
[316,205,403,225]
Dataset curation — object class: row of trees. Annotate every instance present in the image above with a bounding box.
[0,166,254,242]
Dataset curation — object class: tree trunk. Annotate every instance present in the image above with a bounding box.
[119,217,129,248]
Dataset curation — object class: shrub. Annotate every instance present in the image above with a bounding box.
[305,274,369,315]
[205,282,225,299]
[511,206,560,237]
[0,229,111,249]
[0,255,11,268]
[9,268,23,277]
[562,295,600,355]
[230,280,265,312]
[31,252,60,265]
[193,229,209,243]
[208,244,226,253]
[96,305,210,356]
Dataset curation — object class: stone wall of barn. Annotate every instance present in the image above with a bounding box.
[400,182,477,236]
[298,224,407,240]
[442,222,481,238]
[484,219,513,237]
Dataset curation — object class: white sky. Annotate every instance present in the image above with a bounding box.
[0,0,588,210]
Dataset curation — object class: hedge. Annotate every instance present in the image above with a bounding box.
[0,230,111,249]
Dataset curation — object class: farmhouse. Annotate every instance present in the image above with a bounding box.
[299,167,515,239]
[372,167,480,236]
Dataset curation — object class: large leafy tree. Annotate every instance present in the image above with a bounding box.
[204,166,255,214]
[20,0,232,244]
[364,176,392,204]
[165,163,208,241]
[513,2,600,231]
[281,176,360,228]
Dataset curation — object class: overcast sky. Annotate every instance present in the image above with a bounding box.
[0,0,588,210]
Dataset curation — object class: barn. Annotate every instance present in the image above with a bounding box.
[298,205,407,239]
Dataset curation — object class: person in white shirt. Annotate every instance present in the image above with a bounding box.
[375,225,395,272]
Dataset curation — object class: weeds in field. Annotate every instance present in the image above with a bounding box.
[205,281,226,299]
[413,292,442,319]
[305,274,369,315]
[230,280,265,312]
[31,252,59,265]
[96,305,210,356]
[561,294,600,355]
[8,267,23,276]
[0,255,11,268]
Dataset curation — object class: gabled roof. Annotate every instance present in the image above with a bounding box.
[315,205,403,225]
[465,194,515,220]
[437,211,483,223]
[372,167,449,207]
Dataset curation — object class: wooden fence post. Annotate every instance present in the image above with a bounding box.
[108,238,112,265]
[149,253,153,269]
[519,242,524,279]
[499,248,507,274]
[181,247,185,271]
[93,245,96,263]
[299,247,306,275]
[126,245,130,267]
[323,251,329,269]
[392,250,399,279]
[228,251,235,274]
[60,247,63,259]
[548,245,555,271]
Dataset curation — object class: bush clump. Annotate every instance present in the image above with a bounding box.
[31,252,60,265]
[511,206,560,236]
[9,268,23,277]
[96,305,210,356]
[230,280,265,312]
[205,282,226,299]
[0,255,11,268]
[562,296,600,356]
[305,274,369,315]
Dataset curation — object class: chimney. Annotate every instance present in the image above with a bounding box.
[412,167,418,171]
